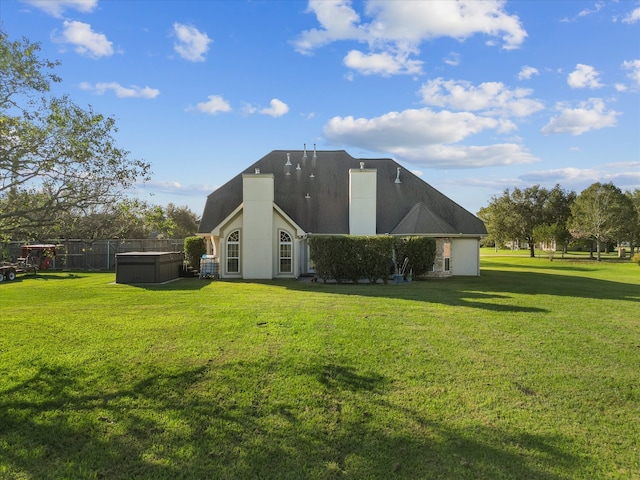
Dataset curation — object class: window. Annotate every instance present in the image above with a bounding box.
[443,241,451,272]
[226,230,240,273]
[279,230,292,274]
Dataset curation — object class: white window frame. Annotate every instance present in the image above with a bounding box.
[278,230,293,274]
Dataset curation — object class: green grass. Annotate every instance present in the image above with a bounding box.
[1,258,639,479]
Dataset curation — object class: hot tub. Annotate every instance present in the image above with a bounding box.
[115,251,184,284]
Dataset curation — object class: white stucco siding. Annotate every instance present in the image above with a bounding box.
[452,238,480,276]
[242,174,274,279]
[349,168,377,235]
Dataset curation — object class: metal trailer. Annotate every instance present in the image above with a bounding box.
[0,264,19,282]
[0,258,36,282]
[0,244,60,282]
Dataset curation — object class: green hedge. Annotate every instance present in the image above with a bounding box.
[309,236,394,284]
[393,236,436,277]
[184,236,206,269]
[309,236,436,283]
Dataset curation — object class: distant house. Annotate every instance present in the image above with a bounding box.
[198,148,487,279]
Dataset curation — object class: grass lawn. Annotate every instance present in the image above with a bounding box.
[1,256,638,479]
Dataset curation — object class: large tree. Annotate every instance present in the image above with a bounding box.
[569,182,634,261]
[544,185,576,255]
[26,200,200,241]
[479,184,575,257]
[626,189,640,255]
[0,31,150,240]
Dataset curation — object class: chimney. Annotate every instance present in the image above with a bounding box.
[242,172,274,279]
[349,165,377,235]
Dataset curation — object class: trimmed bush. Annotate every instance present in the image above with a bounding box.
[394,236,436,277]
[631,253,640,266]
[358,236,394,284]
[309,236,394,284]
[184,236,206,269]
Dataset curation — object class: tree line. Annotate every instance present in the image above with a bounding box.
[478,183,640,261]
[0,30,202,243]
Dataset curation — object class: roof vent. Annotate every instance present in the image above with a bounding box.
[285,153,292,166]
[395,167,401,184]
[302,143,308,161]
[255,168,260,174]
[296,163,301,171]
[360,161,365,170]
[312,143,317,161]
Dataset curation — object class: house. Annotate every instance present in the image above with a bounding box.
[198,148,487,279]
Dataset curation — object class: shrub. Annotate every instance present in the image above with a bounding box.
[393,237,436,277]
[309,236,394,283]
[358,236,394,284]
[631,253,640,266]
[184,236,206,269]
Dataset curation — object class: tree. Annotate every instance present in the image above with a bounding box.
[533,223,561,260]
[626,190,640,255]
[479,184,576,257]
[0,30,150,239]
[164,203,199,238]
[478,191,518,249]
[50,199,151,240]
[544,185,576,256]
[569,182,633,261]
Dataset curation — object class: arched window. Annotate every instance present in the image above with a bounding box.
[279,230,292,274]
[226,230,240,273]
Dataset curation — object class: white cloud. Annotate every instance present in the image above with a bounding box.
[541,98,619,135]
[393,143,538,168]
[259,98,289,117]
[294,0,527,76]
[195,95,231,115]
[323,107,537,168]
[141,180,217,196]
[443,52,460,66]
[622,59,640,88]
[419,78,544,118]
[518,66,539,80]
[521,167,599,184]
[567,64,603,88]
[243,99,290,117]
[325,108,498,147]
[56,20,113,58]
[21,0,97,18]
[343,48,422,76]
[578,1,605,17]
[80,82,160,99]
[520,167,640,190]
[622,6,640,23]
[294,0,366,53]
[173,23,211,62]
[362,0,527,48]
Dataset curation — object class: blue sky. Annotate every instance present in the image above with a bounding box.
[2,0,639,217]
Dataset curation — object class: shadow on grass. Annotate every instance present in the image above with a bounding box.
[276,267,639,314]
[5,272,86,282]
[117,277,210,291]
[0,361,587,479]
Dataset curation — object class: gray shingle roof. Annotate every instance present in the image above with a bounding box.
[198,150,487,236]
